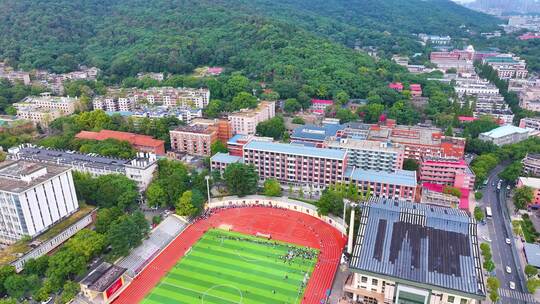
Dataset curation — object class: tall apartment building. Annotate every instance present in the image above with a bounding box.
[8,145,157,191]
[325,139,404,172]
[133,87,210,108]
[211,139,418,201]
[228,101,275,135]
[242,140,347,188]
[14,93,78,126]
[483,54,528,79]
[420,157,476,191]
[522,153,540,176]
[0,160,79,244]
[190,118,232,143]
[429,46,475,73]
[345,198,485,304]
[169,125,217,156]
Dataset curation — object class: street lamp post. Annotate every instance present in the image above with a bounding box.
[205,175,211,204]
[342,199,349,236]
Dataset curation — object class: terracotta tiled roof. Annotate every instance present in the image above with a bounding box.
[75,130,164,148]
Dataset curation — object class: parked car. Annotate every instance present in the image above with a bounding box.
[510,281,516,290]
[506,266,512,274]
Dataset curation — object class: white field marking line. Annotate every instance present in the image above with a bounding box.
[202,284,244,304]
[158,281,243,304]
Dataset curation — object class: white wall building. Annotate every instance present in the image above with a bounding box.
[228,101,275,135]
[0,160,79,244]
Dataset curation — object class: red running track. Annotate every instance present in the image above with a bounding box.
[114,207,346,304]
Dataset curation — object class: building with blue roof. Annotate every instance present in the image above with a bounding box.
[344,167,417,201]
[345,197,485,303]
[291,123,345,144]
[209,152,243,176]
[479,125,531,146]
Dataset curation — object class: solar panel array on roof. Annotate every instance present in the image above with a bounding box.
[350,197,485,298]
[11,145,130,172]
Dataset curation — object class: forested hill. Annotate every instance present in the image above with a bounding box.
[0,0,498,78]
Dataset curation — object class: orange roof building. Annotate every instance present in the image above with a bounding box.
[75,130,165,155]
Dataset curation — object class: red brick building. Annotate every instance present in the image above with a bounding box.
[75,130,165,155]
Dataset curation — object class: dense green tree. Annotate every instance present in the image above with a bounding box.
[175,191,199,217]
[335,108,357,123]
[107,213,148,258]
[223,163,259,197]
[525,265,538,278]
[474,206,485,222]
[3,275,28,299]
[317,190,343,216]
[231,92,258,110]
[211,141,228,155]
[23,255,49,277]
[145,182,168,208]
[291,117,305,124]
[403,159,419,171]
[94,207,123,234]
[284,98,301,113]
[0,266,15,296]
[463,117,499,138]
[263,179,282,197]
[256,116,286,140]
[46,249,87,290]
[499,162,523,183]
[514,186,534,210]
[65,229,105,260]
[58,281,80,304]
[359,103,384,123]
[443,186,461,198]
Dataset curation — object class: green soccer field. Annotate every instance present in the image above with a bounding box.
[142,229,318,304]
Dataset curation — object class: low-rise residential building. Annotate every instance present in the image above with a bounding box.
[479,125,531,146]
[0,62,30,85]
[420,157,475,191]
[190,118,232,144]
[519,86,540,112]
[410,84,422,97]
[345,198,485,304]
[75,130,166,155]
[483,54,528,79]
[388,82,403,91]
[169,125,217,156]
[0,160,79,244]
[8,145,157,191]
[343,168,417,202]
[228,101,275,135]
[473,108,514,125]
[291,123,346,146]
[421,183,461,208]
[80,262,130,304]
[517,177,540,207]
[430,46,475,73]
[418,34,452,45]
[454,78,500,96]
[520,117,540,132]
[367,122,466,160]
[310,99,333,114]
[209,152,244,176]
[13,93,78,126]
[522,153,540,176]
[325,139,404,172]
[137,72,164,81]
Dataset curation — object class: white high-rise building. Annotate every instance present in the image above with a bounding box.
[0,160,79,244]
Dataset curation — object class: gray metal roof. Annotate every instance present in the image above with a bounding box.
[9,145,129,173]
[243,140,347,160]
[350,197,485,298]
[524,243,540,268]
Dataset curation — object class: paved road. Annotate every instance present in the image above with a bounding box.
[481,165,536,303]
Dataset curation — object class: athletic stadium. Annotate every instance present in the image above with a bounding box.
[113,197,347,304]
